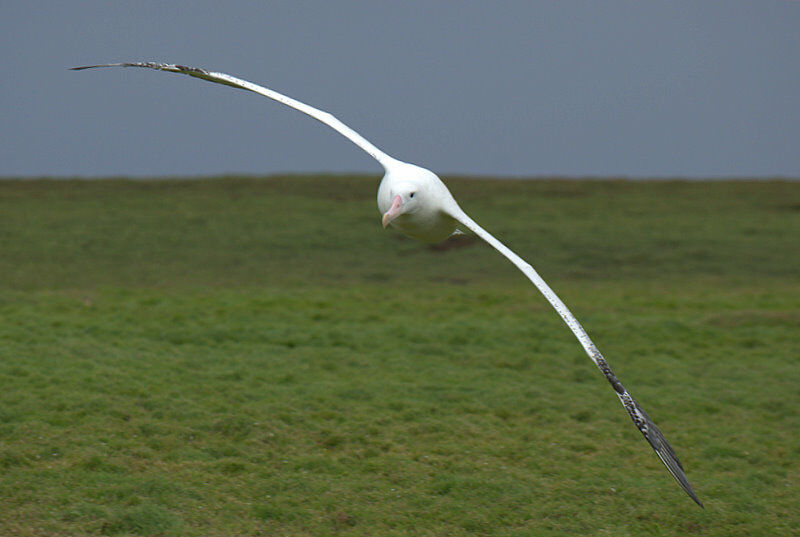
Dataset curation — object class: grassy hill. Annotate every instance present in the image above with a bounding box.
[0,177,797,536]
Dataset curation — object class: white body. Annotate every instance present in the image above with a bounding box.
[376,161,459,242]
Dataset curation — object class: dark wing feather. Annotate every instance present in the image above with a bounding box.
[636,402,704,507]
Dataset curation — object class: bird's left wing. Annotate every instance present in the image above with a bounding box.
[71,62,398,171]
[449,207,703,507]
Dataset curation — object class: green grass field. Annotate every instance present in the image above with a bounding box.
[0,177,798,536]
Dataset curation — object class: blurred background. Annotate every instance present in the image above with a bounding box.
[2,0,799,179]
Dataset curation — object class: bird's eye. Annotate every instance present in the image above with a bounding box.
[410,192,416,198]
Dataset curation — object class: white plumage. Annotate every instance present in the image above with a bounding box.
[73,61,702,507]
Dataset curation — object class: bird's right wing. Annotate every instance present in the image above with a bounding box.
[71,62,398,171]
[449,207,703,507]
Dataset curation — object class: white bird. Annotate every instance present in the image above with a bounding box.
[72,61,702,507]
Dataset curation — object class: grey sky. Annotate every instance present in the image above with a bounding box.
[2,1,799,178]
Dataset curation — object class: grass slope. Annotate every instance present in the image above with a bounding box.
[0,177,798,536]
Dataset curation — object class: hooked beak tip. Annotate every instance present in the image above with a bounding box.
[381,195,403,229]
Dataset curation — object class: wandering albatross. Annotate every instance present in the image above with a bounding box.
[72,62,703,507]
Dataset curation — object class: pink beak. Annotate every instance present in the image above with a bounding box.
[381,195,404,228]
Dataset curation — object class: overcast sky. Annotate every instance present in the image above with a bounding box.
[2,1,799,178]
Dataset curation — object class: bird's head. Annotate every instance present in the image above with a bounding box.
[377,163,460,242]
[381,181,421,228]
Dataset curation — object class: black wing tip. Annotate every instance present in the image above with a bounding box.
[673,466,704,508]
[681,481,704,508]
[678,470,704,508]
[666,460,704,508]
[70,65,104,71]
[639,407,704,508]
[70,63,130,71]
[70,62,211,77]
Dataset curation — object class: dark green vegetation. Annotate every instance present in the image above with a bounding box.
[0,177,798,536]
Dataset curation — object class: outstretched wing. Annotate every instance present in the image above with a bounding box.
[451,208,703,507]
[71,62,398,171]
